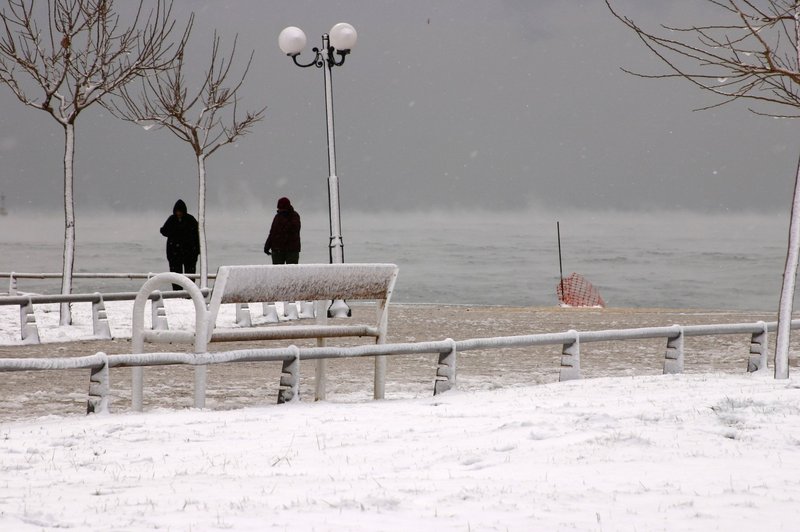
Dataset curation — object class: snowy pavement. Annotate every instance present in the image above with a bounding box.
[2,301,800,529]
[1,373,799,530]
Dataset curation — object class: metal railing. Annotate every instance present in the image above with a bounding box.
[0,317,792,416]
[0,271,216,296]
[0,288,211,343]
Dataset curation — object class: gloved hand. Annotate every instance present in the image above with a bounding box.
[264,243,271,255]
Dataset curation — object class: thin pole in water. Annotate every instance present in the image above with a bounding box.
[557,221,565,303]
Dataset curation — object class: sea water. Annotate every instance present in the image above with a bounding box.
[0,209,792,311]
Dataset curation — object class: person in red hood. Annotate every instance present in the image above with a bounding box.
[160,199,200,290]
[264,197,301,264]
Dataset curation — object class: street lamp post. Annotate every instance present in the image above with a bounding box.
[279,23,357,319]
[280,23,373,401]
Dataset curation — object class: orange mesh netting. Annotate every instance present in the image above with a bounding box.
[556,272,605,307]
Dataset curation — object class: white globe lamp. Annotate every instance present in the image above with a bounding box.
[279,26,307,56]
[329,23,357,51]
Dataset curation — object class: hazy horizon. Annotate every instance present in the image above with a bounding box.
[1,209,792,310]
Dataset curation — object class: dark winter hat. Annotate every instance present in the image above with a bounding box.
[173,199,187,214]
[277,197,292,210]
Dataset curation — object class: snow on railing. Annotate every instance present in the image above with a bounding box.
[0,289,211,344]
[0,272,216,296]
[0,318,791,415]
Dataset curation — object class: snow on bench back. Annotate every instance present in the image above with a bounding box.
[207,263,399,327]
[212,263,398,303]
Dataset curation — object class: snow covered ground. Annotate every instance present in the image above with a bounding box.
[1,373,799,530]
[2,301,800,530]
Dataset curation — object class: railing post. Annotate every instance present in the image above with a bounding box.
[663,325,685,374]
[9,272,17,295]
[87,352,110,414]
[20,297,40,344]
[284,301,299,320]
[434,338,457,395]
[235,303,252,327]
[151,291,169,331]
[559,329,581,381]
[748,321,769,373]
[299,301,315,318]
[91,293,112,340]
[262,302,280,323]
[278,345,301,404]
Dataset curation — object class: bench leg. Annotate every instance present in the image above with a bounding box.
[194,365,207,408]
[314,301,328,401]
[132,367,144,412]
[374,356,386,399]
[315,346,327,401]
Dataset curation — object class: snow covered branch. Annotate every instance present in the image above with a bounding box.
[606,0,800,115]
[109,27,265,157]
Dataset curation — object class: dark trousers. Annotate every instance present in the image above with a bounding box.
[168,258,197,290]
[271,251,299,265]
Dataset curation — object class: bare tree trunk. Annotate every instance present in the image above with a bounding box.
[774,12,800,378]
[197,153,208,289]
[775,154,800,378]
[59,122,76,326]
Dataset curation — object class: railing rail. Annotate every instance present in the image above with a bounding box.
[0,317,793,416]
[0,288,212,344]
[0,288,210,306]
[0,271,216,296]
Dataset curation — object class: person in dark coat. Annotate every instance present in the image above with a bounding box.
[160,199,200,290]
[264,197,301,264]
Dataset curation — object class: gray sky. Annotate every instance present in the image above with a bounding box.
[0,0,797,216]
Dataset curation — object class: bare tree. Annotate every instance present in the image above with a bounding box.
[606,0,800,378]
[0,0,185,325]
[109,24,265,288]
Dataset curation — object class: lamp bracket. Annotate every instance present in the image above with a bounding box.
[290,46,349,69]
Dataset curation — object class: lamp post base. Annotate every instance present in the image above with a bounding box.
[328,299,352,318]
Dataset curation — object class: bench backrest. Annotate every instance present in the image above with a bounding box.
[207,263,399,328]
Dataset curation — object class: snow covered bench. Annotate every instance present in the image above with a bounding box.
[130,263,399,411]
